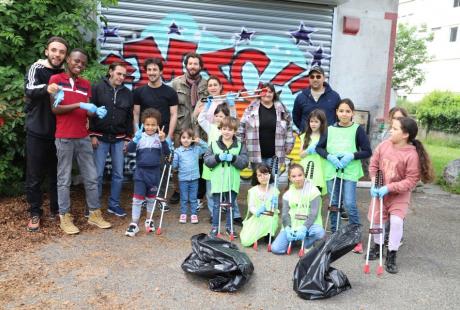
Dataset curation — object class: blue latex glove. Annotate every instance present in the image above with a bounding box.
[225,153,233,162]
[218,153,227,161]
[370,186,379,198]
[95,106,107,119]
[133,124,144,144]
[295,226,307,241]
[255,205,266,217]
[327,154,343,169]
[205,96,213,110]
[53,88,64,108]
[339,153,354,168]
[79,102,97,113]
[285,227,296,242]
[306,142,317,155]
[271,195,278,209]
[165,136,173,150]
[226,93,236,107]
[377,186,389,198]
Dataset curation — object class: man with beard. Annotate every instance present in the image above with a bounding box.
[133,58,178,211]
[170,53,208,205]
[90,62,133,217]
[24,36,68,232]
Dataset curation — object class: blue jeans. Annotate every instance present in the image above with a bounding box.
[327,178,360,232]
[93,140,125,209]
[212,191,237,229]
[179,179,199,215]
[271,224,325,254]
[206,180,241,219]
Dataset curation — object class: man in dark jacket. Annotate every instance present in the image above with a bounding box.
[24,36,68,232]
[89,62,133,217]
[292,66,341,131]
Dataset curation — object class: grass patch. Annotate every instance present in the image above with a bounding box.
[424,142,460,194]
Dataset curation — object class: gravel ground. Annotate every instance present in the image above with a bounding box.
[0,183,459,309]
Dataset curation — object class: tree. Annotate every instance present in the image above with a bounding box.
[392,23,433,93]
[0,0,117,196]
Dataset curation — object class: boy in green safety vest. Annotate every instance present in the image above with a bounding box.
[271,163,325,254]
[203,116,249,237]
[316,98,372,254]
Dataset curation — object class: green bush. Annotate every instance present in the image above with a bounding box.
[416,91,460,134]
[396,98,418,115]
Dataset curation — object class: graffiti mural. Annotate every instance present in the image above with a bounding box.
[100,13,331,179]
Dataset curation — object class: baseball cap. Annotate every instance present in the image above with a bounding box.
[308,65,325,75]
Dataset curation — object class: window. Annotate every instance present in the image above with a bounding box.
[450,27,458,42]
[455,0,460,7]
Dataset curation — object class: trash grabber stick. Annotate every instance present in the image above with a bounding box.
[253,172,271,251]
[364,170,381,274]
[217,160,226,238]
[267,156,279,252]
[146,155,168,232]
[324,168,339,231]
[228,161,235,241]
[299,161,314,257]
[335,169,345,232]
[377,171,384,276]
[156,151,174,235]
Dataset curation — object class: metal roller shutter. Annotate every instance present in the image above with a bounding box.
[99,0,335,113]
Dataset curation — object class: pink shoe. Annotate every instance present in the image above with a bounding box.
[179,214,187,224]
[352,242,363,254]
[191,215,199,224]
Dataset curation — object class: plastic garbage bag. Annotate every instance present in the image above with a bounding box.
[293,224,362,300]
[181,233,254,292]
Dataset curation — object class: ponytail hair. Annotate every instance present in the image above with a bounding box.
[398,117,435,183]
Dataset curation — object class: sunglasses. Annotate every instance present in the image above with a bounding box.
[309,74,323,80]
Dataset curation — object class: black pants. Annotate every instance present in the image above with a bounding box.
[197,157,206,199]
[25,134,59,216]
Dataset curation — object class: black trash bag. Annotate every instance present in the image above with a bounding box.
[181,233,254,292]
[293,224,362,300]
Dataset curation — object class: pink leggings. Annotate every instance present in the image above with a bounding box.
[373,215,403,251]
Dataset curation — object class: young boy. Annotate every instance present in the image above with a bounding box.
[125,108,170,237]
[204,117,248,237]
[50,48,111,234]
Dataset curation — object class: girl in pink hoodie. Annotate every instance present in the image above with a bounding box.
[367,117,434,274]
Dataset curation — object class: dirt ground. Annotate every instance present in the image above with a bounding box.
[1,183,459,309]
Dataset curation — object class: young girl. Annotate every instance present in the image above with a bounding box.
[240,164,280,247]
[172,128,208,224]
[299,109,328,195]
[271,164,324,255]
[203,117,249,237]
[367,117,434,274]
[380,107,408,142]
[125,108,169,237]
[316,98,372,253]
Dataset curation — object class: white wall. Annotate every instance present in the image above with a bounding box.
[398,0,460,101]
[329,0,399,133]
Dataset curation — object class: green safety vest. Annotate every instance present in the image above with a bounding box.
[210,141,242,194]
[299,133,327,195]
[202,125,221,180]
[287,183,322,230]
[324,123,363,182]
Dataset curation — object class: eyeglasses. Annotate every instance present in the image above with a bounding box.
[309,74,323,80]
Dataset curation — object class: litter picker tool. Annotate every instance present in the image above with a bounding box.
[217,154,232,239]
[324,168,345,233]
[265,156,279,252]
[364,170,384,275]
[202,87,269,103]
[298,161,315,257]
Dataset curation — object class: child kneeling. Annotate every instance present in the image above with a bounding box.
[272,164,325,254]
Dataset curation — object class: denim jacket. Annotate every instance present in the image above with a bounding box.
[172,140,208,181]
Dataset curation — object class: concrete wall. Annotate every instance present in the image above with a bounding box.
[329,0,399,139]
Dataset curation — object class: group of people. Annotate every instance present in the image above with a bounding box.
[24,36,434,274]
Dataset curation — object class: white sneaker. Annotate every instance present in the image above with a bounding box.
[125,223,139,237]
[145,219,155,233]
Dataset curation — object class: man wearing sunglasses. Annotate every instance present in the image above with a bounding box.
[292,65,341,130]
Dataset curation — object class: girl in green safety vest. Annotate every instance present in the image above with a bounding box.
[240,163,280,247]
[271,164,325,255]
[203,116,249,237]
[299,109,328,195]
[316,98,372,254]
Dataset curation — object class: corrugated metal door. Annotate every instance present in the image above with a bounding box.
[99,0,334,112]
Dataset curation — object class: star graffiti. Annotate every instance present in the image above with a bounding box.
[310,45,331,67]
[168,21,182,35]
[290,22,316,45]
[98,26,120,45]
[236,27,255,43]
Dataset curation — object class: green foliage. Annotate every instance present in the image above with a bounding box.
[0,0,117,196]
[416,91,460,134]
[393,23,433,93]
[396,98,418,115]
[82,61,109,83]
[424,142,460,194]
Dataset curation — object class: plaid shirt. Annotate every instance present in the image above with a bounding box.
[237,100,294,165]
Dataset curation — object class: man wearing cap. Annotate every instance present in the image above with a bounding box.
[292,65,341,130]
